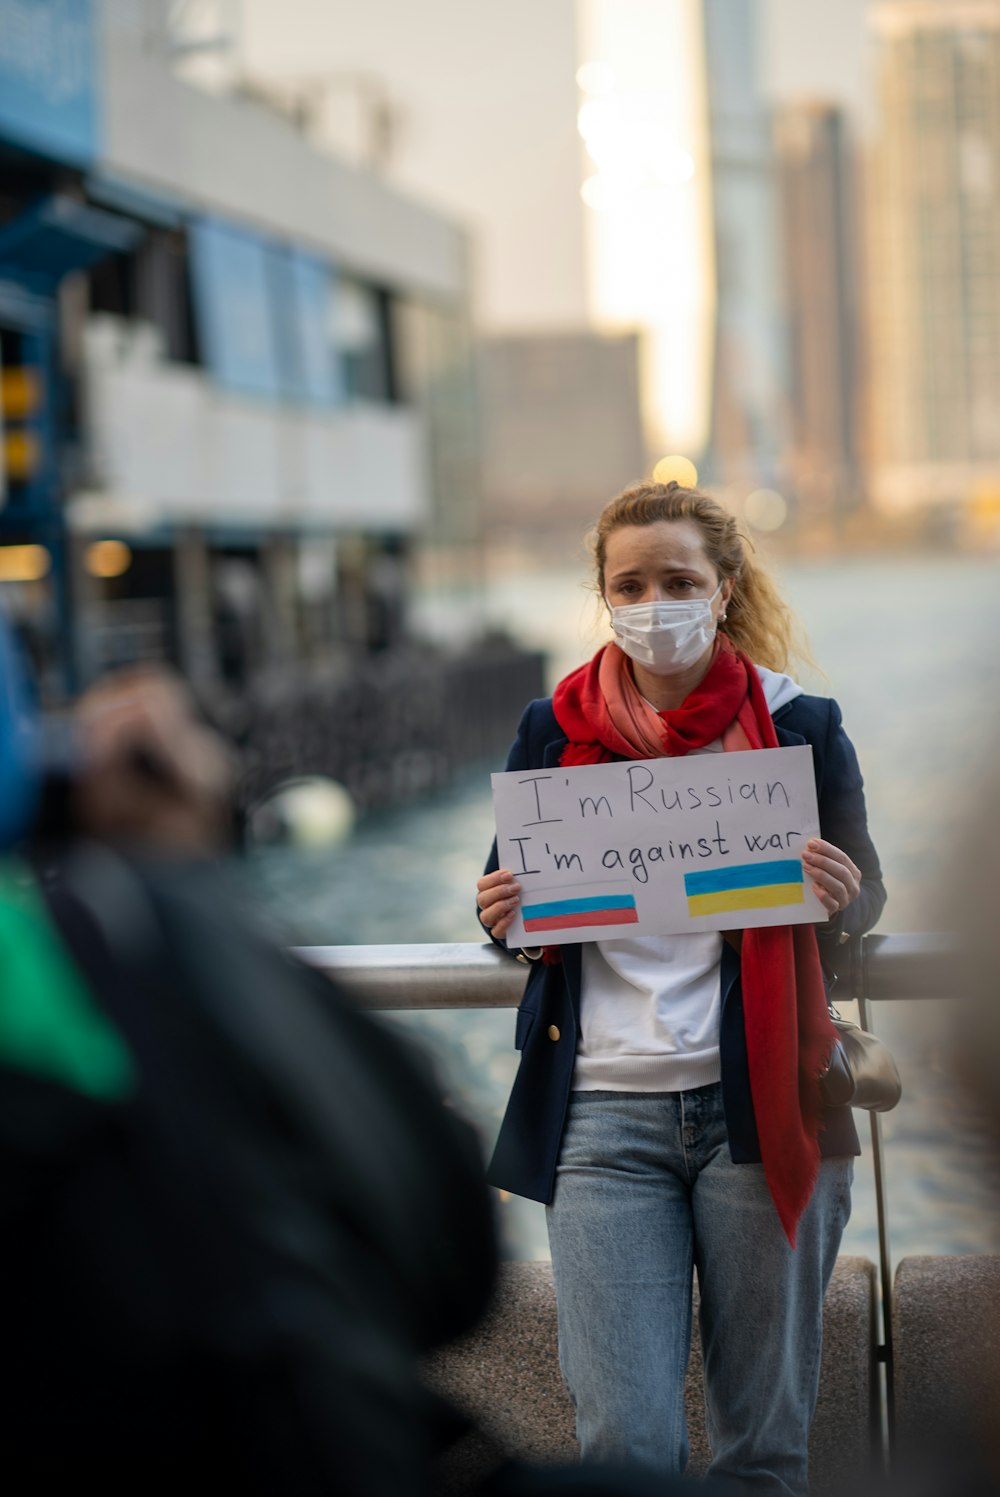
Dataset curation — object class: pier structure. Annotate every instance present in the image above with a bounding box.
[0,0,510,797]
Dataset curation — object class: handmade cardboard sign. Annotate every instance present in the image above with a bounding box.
[491,744,826,946]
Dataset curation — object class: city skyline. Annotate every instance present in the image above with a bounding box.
[148,0,1000,535]
[236,0,874,330]
[230,0,875,464]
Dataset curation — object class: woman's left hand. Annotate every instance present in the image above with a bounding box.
[802,837,862,918]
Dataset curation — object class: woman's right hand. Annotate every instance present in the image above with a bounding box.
[476,868,522,940]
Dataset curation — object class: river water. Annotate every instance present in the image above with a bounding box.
[241,552,1000,1264]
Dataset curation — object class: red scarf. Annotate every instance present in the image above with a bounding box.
[552,641,836,1247]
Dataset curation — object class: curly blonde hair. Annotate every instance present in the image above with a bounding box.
[589,480,812,675]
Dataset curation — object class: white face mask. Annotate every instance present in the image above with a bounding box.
[608,585,723,676]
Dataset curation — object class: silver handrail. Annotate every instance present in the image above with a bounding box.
[294,941,525,1008]
[295,931,961,1010]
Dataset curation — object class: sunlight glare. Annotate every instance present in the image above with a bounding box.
[577,0,715,458]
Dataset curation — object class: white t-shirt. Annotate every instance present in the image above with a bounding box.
[573,665,804,1093]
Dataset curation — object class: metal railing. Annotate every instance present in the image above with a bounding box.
[296,929,962,1458]
[295,931,960,1011]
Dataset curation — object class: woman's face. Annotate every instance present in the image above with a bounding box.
[602,520,732,616]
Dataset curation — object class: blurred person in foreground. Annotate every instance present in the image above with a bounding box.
[477,482,886,1495]
[0,656,499,1495]
[0,647,718,1497]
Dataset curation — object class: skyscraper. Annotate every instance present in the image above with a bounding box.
[700,0,789,490]
[867,0,1000,515]
[773,103,863,521]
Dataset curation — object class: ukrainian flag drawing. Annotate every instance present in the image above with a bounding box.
[522,891,639,934]
[684,859,804,918]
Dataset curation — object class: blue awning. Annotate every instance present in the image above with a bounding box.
[0,196,143,285]
[0,278,53,332]
[84,172,184,231]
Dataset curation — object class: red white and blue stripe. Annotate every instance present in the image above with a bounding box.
[521,891,639,934]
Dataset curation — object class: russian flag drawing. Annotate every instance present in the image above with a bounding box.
[684,859,805,918]
[521,889,639,934]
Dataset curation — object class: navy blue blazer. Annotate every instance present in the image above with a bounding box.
[483,691,887,1205]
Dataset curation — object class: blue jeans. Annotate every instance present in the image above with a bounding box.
[545,1084,852,1496]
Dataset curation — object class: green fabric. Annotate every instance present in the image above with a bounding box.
[0,861,134,1099]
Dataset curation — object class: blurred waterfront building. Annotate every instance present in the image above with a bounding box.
[700,0,790,494]
[866,0,1000,530]
[773,103,865,525]
[0,0,482,700]
[477,330,648,545]
[237,0,589,336]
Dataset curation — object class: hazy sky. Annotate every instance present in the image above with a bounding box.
[240,0,587,329]
[762,0,871,124]
[238,0,874,330]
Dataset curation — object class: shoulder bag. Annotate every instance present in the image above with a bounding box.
[820,1005,902,1113]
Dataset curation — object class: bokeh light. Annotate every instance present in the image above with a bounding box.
[744,488,789,532]
[653,454,698,488]
[576,60,617,97]
[84,540,133,579]
[0,545,51,582]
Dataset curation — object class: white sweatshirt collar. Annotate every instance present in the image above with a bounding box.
[756,663,804,714]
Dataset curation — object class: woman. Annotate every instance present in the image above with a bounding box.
[477,482,885,1495]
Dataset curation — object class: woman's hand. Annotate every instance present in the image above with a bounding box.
[802,837,862,918]
[476,868,522,940]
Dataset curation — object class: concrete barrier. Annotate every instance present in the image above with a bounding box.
[429,1256,878,1493]
[893,1254,1000,1473]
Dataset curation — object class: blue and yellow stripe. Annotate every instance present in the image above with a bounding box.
[684,859,804,918]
